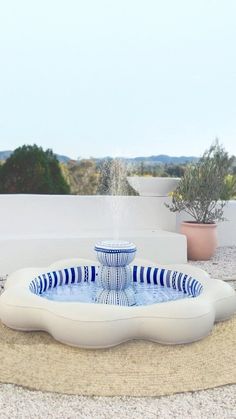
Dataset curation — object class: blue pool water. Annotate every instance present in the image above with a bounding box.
[41,282,191,306]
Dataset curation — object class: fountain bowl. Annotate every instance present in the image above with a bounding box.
[94,240,136,266]
[0,257,235,348]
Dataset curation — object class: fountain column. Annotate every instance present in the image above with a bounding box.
[94,240,136,306]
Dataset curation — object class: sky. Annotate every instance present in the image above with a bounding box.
[0,0,236,159]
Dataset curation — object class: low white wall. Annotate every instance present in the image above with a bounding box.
[0,232,187,274]
[0,195,188,274]
[217,201,236,246]
[0,194,176,236]
[177,201,236,247]
[1,195,234,274]
[0,195,234,252]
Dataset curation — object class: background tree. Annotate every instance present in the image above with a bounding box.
[163,164,186,178]
[0,144,70,194]
[64,159,100,195]
[97,159,137,195]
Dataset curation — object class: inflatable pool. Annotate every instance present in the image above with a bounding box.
[0,257,235,348]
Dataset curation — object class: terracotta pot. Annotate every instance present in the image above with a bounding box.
[180,221,218,261]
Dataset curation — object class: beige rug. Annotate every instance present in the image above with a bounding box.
[0,318,236,397]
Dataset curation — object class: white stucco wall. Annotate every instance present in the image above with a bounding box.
[0,195,234,274]
[0,194,176,236]
[0,194,188,273]
[0,195,235,245]
[217,201,236,246]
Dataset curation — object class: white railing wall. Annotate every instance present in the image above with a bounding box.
[0,195,236,246]
[0,195,235,275]
[0,194,176,236]
[0,195,188,274]
[0,195,235,245]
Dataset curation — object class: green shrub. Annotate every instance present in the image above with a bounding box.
[0,144,70,194]
[165,141,234,223]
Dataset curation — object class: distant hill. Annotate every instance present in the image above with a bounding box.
[55,154,72,163]
[0,150,12,161]
[0,150,72,163]
[0,150,198,165]
[124,154,198,165]
[93,154,198,165]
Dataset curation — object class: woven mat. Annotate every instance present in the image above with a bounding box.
[0,318,236,397]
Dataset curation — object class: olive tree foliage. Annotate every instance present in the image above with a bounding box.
[166,141,234,223]
[0,145,70,194]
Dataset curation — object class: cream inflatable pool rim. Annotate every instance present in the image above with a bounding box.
[0,258,235,348]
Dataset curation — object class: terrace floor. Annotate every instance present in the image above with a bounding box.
[0,246,235,419]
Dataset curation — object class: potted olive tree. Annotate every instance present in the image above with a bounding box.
[166,141,234,260]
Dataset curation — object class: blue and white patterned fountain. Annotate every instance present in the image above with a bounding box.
[94,240,136,306]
